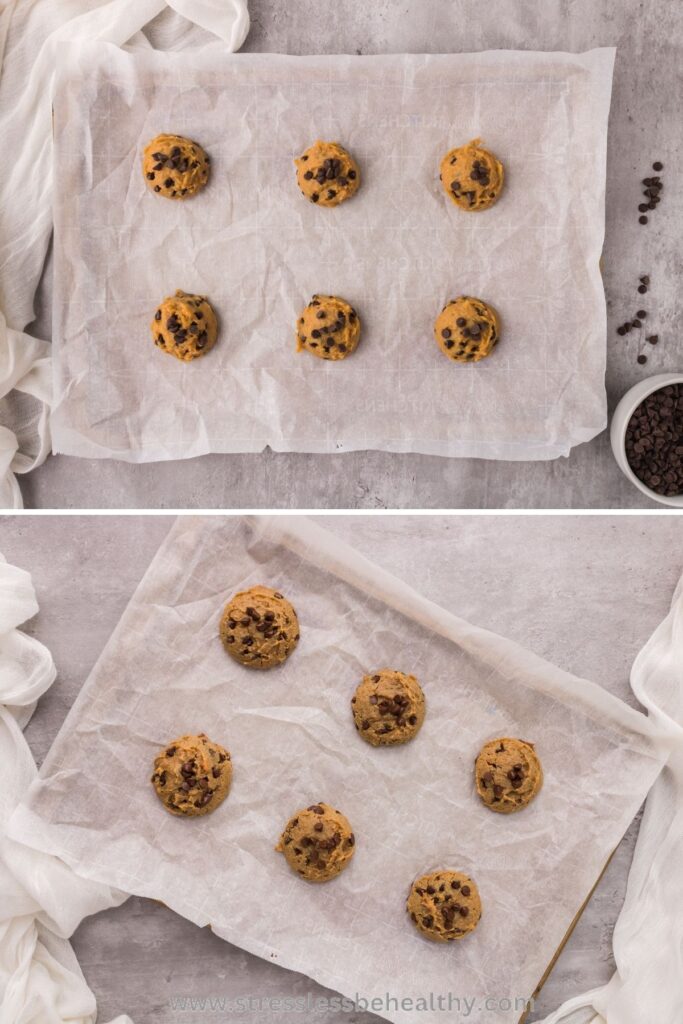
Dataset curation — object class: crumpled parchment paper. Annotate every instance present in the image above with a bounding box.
[9,516,670,1024]
[50,44,614,462]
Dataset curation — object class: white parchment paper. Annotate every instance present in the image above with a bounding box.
[50,45,614,462]
[9,516,670,1024]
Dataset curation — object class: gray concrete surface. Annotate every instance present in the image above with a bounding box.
[1,513,680,1022]
[18,0,683,509]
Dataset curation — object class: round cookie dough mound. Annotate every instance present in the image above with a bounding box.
[294,140,360,207]
[434,295,500,363]
[407,870,482,942]
[475,737,543,814]
[351,669,425,746]
[151,733,232,817]
[142,133,210,199]
[276,802,356,882]
[220,585,299,669]
[152,290,218,362]
[296,295,361,361]
[439,138,504,211]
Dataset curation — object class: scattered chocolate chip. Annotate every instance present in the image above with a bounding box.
[653,161,663,171]
[637,309,647,319]
[639,215,648,224]
[637,354,647,364]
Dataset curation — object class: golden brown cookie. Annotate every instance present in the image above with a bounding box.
[407,870,481,942]
[439,138,504,211]
[434,296,500,363]
[475,737,543,814]
[295,140,360,207]
[296,295,361,361]
[151,733,232,817]
[142,133,210,199]
[220,585,299,669]
[152,290,218,361]
[276,802,355,882]
[351,669,425,746]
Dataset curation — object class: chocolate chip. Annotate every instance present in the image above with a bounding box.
[348,170,356,180]
[154,185,161,192]
[441,328,452,339]
[647,334,659,345]
[637,309,647,319]
[639,215,648,224]
[652,161,663,171]
[165,746,176,756]
[311,193,319,203]
[637,354,647,364]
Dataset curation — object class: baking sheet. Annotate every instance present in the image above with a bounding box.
[50,45,614,462]
[9,516,668,1024]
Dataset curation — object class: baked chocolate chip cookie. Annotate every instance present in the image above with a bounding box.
[295,140,360,207]
[475,737,543,813]
[296,295,361,360]
[407,870,481,942]
[351,669,425,746]
[439,138,504,211]
[151,733,232,817]
[276,802,355,882]
[142,133,210,199]
[434,295,500,363]
[220,585,299,669]
[152,290,218,361]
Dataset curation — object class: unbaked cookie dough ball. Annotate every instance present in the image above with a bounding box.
[152,290,218,362]
[407,870,482,942]
[434,296,500,363]
[296,295,361,361]
[276,802,356,882]
[220,585,299,669]
[142,133,210,199]
[439,138,504,211]
[151,733,232,817]
[295,140,360,207]
[475,737,543,814]
[351,669,425,746]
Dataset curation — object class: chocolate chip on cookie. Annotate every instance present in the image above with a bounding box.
[351,668,425,746]
[434,296,500,363]
[439,138,504,211]
[151,733,232,816]
[276,802,355,882]
[474,737,543,813]
[295,141,360,207]
[220,585,299,669]
[142,133,210,199]
[407,870,481,941]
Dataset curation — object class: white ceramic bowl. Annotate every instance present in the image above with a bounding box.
[610,372,683,508]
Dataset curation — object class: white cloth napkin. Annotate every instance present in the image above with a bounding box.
[539,572,683,1024]
[0,0,249,508]
[0,552,134,1024]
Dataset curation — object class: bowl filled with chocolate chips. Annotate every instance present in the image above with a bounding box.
[611,373,683,507]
